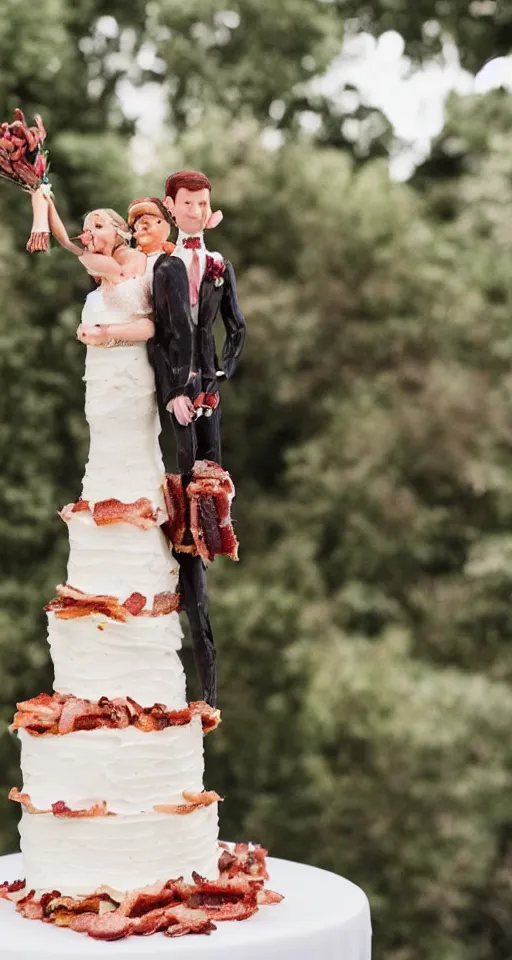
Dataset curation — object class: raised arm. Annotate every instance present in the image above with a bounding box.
[46,196,83,255]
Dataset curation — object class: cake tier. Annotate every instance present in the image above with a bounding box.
[48,611,186,706]
[18,719,204,814]
[65,513,177,599]
[82,335,166,509]
[19,805,219,895]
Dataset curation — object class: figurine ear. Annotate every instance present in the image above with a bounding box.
[205,209,223,229]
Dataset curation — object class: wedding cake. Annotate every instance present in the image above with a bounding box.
[2,267,277,940]
[7,264,222,900]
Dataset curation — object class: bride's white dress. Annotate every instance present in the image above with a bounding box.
[79,265,165,509]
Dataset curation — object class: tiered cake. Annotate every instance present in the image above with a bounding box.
[9,293,221,898]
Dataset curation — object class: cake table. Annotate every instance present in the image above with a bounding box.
[0,852,371,959]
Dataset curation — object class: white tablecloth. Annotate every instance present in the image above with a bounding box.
[0,852,372,959]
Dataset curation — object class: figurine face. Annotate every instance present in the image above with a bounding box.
[166,187,212,235]
[82,212,118,255]
[132,213,170,253]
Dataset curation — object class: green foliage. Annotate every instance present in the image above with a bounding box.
[0,3,512,960]
[335,0,512,74]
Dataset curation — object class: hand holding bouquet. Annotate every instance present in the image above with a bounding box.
[0,109,51,252]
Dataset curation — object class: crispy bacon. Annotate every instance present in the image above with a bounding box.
[163,463,239,561]
[0,878,25,900]
[16,890,44,920]
[10,692,67,735]
[258,888,284,905]
[152,590,181,615]
[154,790,222,815]
[162,474,188,551]
[11,694,221,737]
[46,584,130,622]
[188,872,260,921]
[8,787,48,814]
[72,499,90,512]
[163,905,216,937]
[45,583,179,621]
[93,498,158,529]
[8,790,111,818]
[188,460,239,563]
[116,880,181,918]
[2,845,281,939]
[69,912,132,940]
[122,592,147,616]
[45,892,117,918]
[190,700,221,733]
[51,800,110,818]
[60,497,159,529]
[218,842,269,880]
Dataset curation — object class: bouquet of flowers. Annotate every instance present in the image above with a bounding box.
[0,109,51,252]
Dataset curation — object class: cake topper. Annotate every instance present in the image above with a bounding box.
[149,170,246,707]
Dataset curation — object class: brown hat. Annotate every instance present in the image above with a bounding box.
[127,196,170,227]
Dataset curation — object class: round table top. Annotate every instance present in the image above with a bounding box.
[0,852,372,960]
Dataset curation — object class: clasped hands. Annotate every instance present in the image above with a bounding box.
[76,324,112,346]
[167,395,196,426]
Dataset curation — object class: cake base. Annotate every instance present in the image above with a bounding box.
[0,852,371,959]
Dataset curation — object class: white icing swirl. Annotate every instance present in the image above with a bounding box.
[18,720,204,813]
[48,611,186,707]
[65,513,178,601]
[20,804,219,895]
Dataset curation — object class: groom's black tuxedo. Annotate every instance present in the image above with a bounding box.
[149,252,246,475]
[148,248,245,707]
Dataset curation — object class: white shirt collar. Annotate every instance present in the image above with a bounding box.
[176,230,205,248]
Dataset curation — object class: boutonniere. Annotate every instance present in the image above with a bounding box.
[205,255,226,287]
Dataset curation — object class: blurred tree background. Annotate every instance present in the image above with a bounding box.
[1,2,511,958]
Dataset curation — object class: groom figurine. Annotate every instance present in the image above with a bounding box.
[148,171,246,708]
[150,170,246,475]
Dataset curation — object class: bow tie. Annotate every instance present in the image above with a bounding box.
[182,237,202,250]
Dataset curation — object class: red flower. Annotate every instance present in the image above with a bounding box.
[205,256,226,284]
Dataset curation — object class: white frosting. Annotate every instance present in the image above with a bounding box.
[18,719,204,813]
[48,611,186,706]
[65,513,178,601]
[17,274,221,897]
[80,282,165,508]
[20,804,219,895]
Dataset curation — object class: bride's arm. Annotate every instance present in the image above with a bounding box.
[78,252,125,281]
[46,197,83,255]
[77,317,155,346]
[78,248,146,282]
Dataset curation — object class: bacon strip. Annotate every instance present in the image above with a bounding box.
[153,791,222,815]
[218,841,270,880]
[51,801,110,818]
[188,460,239,563]
[45,583,180,621]
[11,694,221,737]
[60,497,159,529]
[0,878,25,900]
[8,790,111,818]
[93,498,158,529]
[122,592,147,616]
[8,788,49,814]
[6,848,281,939]
[162,474,189,552]
[152,591,181,615]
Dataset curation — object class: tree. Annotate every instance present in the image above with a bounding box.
[335,0,512,74]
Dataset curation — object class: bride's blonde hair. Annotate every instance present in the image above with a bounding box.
[83,208,131,251]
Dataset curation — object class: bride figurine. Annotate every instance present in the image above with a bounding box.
[43,193,166,508]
